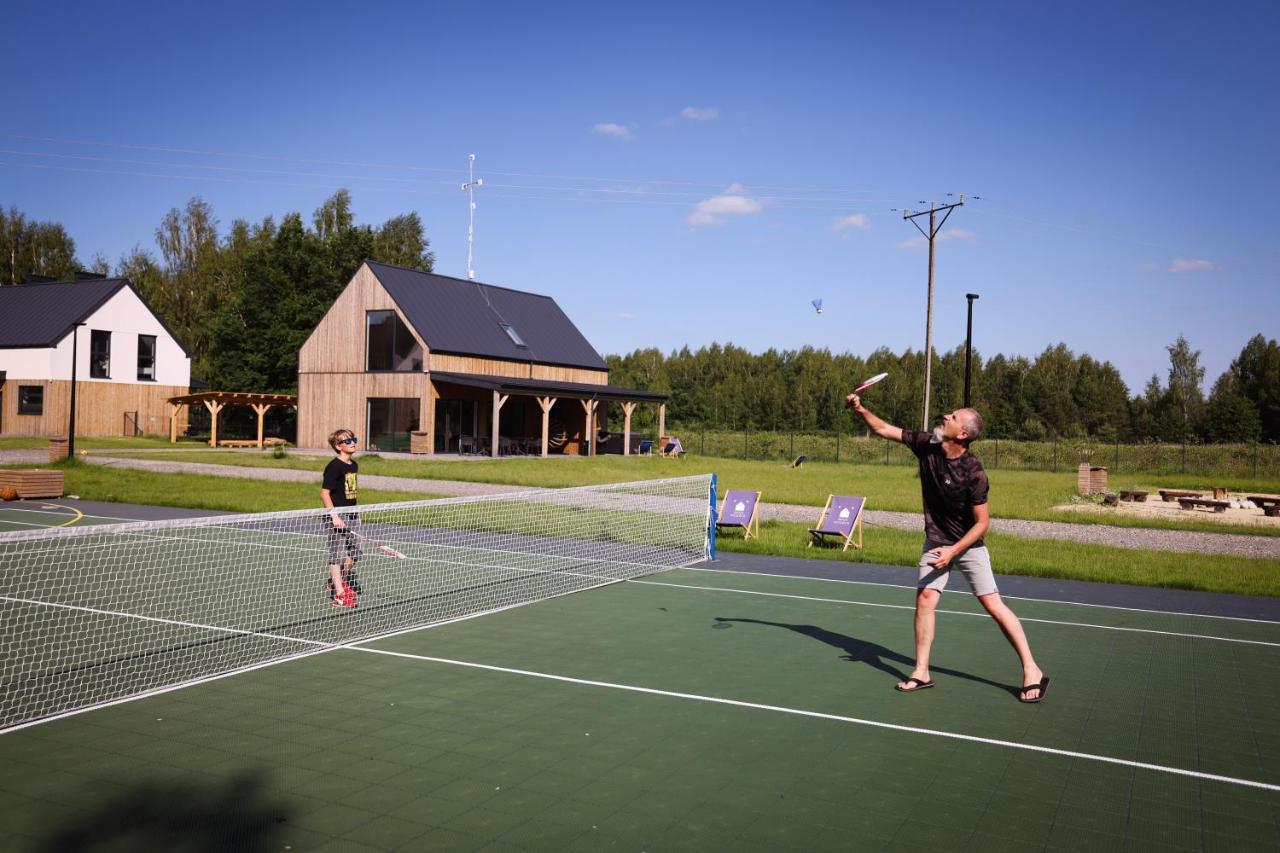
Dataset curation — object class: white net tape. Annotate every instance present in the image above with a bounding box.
[0,474,713,731]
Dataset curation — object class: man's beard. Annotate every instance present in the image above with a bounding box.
[929,426,944,444]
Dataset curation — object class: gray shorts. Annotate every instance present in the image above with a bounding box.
[325,517,363,566]
[916,540,999,596]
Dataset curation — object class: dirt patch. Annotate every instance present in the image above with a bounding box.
[1055,489,1280,529]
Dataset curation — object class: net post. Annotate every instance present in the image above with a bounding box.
[708,473,718,560]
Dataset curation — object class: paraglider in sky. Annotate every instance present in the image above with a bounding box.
[811,298,823,315]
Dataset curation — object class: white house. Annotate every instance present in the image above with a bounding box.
[0,275,191,437]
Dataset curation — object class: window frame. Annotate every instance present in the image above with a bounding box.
[89,329,112,379]
[365,310,423,373]
[17,385,44,415]
[137,334,157,381]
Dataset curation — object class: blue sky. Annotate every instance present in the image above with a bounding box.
[4,1,1277,393]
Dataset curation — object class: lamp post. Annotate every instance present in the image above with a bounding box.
[964,293,979,408]
[67,323,86,458]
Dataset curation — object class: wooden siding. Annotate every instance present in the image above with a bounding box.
[428,353,608,385]
[299,264,425,374]
[298,372,427,449]
[0,380,189,437]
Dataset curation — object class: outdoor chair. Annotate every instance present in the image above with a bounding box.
[637,439,654,455]
[808,495,866,551]
[660,437,685,458]
[716,489,762,541]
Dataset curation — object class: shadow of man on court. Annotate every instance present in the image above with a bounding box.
[715,617,1017,696]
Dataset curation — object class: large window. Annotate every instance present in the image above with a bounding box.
[18,385,43,415]
[90,330,111,379]
[366,311,423,372]
[367,398,420,452]
[137,335,157,381]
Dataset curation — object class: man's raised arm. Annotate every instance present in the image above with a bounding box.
[845,393,904,443]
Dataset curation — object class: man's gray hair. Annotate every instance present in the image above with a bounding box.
[958,408,983,444]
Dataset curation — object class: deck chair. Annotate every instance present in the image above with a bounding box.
[716,489,762,541]
[808,495,865,551]
[660,437,685,458]
[637,439,654,455]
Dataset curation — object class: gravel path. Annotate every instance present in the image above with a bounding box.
[4,451,1276,558]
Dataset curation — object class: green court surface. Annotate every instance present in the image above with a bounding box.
[1,562,1277,852]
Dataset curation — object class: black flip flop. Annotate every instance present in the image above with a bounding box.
[1019,676,1051,704]
[895,677,935,693]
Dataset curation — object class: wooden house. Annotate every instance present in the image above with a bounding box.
[298,261,667,455]
[0,275,190,437]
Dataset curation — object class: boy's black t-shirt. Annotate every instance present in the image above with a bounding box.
[900,429,989,547]
[322,458,358,508]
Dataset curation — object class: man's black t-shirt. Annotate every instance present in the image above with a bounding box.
[901,429,988,547]
[322,458,358,508]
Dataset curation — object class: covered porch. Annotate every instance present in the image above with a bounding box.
[424,372,668,458]
[166,391,299,448]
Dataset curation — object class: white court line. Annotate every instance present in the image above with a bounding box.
[346,644,1280,793]
[678,564,1280,625]
[632,579,1280,647]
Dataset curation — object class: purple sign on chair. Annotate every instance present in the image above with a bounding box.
[818,496,865,535]
[718,490,758,527]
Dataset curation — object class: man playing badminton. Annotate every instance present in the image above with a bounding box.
[845,391,1049,703]
[321,428,363,609]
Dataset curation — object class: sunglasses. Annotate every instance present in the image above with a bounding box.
[339,436,359,445]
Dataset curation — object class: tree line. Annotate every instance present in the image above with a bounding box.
[4,195,1277,444]
[607,335,1280,444]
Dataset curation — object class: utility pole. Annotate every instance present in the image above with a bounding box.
[964,293,979,408]
[900,195,966,431]
[460,154,484,280]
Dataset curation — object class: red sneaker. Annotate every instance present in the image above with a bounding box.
[331,588,358,608]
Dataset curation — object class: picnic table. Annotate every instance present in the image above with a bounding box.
[1159,489,1203,502]
[1248,495,1280,517]
[1178,497,1230,514]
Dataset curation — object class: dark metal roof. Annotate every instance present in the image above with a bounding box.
[430,371,667,403]
[366,261,608,371]
[0,278,189,354]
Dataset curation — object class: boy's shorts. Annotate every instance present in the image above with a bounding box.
[916,540,998,596]
[325,517,363,566]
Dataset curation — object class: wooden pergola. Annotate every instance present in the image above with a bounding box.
[166,391,298,448]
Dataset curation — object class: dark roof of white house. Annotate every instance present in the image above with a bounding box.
[0,278,188,354]
[366,261,608,371]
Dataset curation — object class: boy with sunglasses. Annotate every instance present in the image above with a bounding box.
[321,428,363,608]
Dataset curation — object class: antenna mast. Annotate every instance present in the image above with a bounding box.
[460,154,484,280]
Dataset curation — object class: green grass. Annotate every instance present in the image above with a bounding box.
[104,449,1280,536]
[717,519,1280,598]
[2,459,431,514]
[0,435,212,450]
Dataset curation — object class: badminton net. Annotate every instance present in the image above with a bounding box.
[0,474,714,730]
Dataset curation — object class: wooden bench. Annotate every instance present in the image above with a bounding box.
[1119,490,1149,502]
[1160,489,1202,502]
[1178,497,1230,513]
[1248,496,1280,518]
[0,469,65,499]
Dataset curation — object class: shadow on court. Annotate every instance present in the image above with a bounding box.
[33,769,293,853]
[715,617,1018,698]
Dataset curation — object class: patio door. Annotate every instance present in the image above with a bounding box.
[366,398,419,453]
[434,399,477,452]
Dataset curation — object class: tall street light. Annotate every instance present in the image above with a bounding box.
[67,322,86,458]
[964,293,979,408]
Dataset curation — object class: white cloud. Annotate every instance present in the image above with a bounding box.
[592,122,633,140]
[687,185,765,226]
[680,106,719,121]
[832,214,869,232]
[1169,258,1215,273]
[895,227,975,250]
